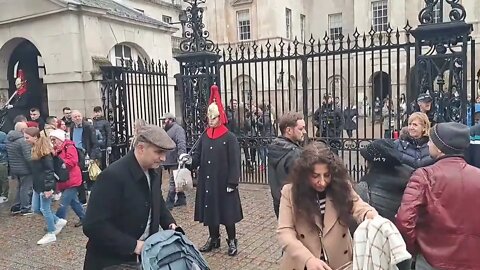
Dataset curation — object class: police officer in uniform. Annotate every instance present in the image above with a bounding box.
[313,94,345,139]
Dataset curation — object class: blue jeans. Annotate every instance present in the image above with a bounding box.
[56,188,85,220]
[416,255,438,270]
[32,191,59,233]
[258,147,268,165]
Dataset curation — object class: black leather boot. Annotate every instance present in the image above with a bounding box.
[227,238,238,256]
[199,237,220,252]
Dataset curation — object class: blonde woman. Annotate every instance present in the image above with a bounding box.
[394,112,433,168]
[24,127,67,245]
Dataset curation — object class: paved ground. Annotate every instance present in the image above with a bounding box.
[0,181,279,270]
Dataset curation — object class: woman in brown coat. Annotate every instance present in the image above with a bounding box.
[277,142,377,270]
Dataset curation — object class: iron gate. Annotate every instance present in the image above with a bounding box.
[94,0,479,184]
[175,0,477,184]
[101,58,171,161]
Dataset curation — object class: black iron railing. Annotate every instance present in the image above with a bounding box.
[101,58,170,161]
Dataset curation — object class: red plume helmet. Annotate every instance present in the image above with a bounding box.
[207,84,227,125]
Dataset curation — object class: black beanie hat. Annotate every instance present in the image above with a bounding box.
[360,139,401,166]
[429,122,470,155]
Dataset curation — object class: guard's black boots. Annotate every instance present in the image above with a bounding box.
[199,237,220,252]
[227,238,238,256]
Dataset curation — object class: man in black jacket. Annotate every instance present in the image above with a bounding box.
[226,99,240,135]
[29,107,45,130]
[267,112,306,218]
[83,125,179,269]
[70,110,99,203]
[70,110,99,159]
[313,95,344,141]
[61,107,73,127]
[92,106,112,169]
[409,92,443,126]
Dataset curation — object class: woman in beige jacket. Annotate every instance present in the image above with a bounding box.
[277,142,377,270]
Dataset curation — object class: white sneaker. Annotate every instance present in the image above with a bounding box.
[54,218,68,235]
[37,233,56,245]
[53,193,62,201]
[0,196,8,204]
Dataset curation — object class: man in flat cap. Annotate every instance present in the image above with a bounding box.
[83,125,179,269]
[397,122,480,269]
[160,112,188,210]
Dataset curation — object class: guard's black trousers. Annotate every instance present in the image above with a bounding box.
[208,224,236,240]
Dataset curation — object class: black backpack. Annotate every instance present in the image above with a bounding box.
[52,155,69,182]
[65,145,87,172]
[74,146,87,172]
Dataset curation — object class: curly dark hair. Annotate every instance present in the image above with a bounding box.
[288,142,354,226]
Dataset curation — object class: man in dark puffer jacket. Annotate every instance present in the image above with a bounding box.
[267,112,305,218]
[92,106,112,169]
[6,121,33,214]
[359,139,414,222]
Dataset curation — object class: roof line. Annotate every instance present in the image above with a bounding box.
[48,0,174,29]
[109,0,170,27]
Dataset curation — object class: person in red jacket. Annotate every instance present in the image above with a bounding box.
[50,129,85,227]
[396,122,480,270]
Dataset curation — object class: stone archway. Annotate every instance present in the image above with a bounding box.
[232,74,256,106]
[0,38,47,131]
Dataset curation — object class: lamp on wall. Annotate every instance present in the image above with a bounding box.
[170,11,188,37]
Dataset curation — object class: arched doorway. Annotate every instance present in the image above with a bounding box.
[0,38,47,131]
[371,71,391,102]
[232,75,256,106]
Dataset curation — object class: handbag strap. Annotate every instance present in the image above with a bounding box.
[316,226,329,264]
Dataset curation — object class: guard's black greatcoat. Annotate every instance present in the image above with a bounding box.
[192,130,243,226]
[83,151,175,270]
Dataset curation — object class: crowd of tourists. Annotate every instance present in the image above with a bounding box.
[0,106,111,245]
[1,87,480,270]
[268,101,480,269]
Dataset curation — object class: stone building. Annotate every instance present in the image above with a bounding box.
[200,0,480,118]
[0,0,183,121]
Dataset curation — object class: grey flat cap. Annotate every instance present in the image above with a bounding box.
[137,124,176,150]
[159,112,176,120]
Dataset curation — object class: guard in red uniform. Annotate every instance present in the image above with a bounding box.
[184,85,243,257]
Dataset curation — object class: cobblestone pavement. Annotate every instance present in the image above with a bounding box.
[0,182,280,270]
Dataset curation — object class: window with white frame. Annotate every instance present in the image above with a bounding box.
[286,8,292,39]
[433,2,442,23]
[328,13,343,40]
[162,15,172,24]
[114,45,132,66]
[109,44,146,69]
[237,10,251,41]
[300,14,306,41]
[372,0,388,32]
